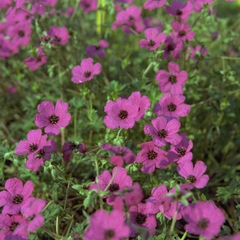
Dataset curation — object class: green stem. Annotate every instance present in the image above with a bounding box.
[64,182,70,210]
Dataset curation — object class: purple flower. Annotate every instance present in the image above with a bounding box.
[139,28,166,50]
[35,99,71,136]
[0,35,19,59]
[15,129,48,156]
[89,167,132,205]
[171,21,195,42]
[0,178,34,215]
[71,58,101,83]
[144,0,166,11]
[101,143,136,166]
[177,161,209,188]
[79,0,98,13]
[186,45,207,60]
[84,209,130,240]
[153,93,191,119]
[136,141,169,173]
[143,116,182,146]
[45,26,70,46]
[62,142,87,162]
[218,233,240,240]
[86,39,109,58]
[167,133,193,163]
[104,98,139,129]
[129,202,157,237]
[155,61,188,95]
[124,183,144,207]
[182,201,225,239]
[164,36,183,60]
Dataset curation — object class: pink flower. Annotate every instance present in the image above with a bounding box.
[115,0,134,3]
[71,58,101,83]
[218,233,240,240]
[171,21,195,42]
[143,116,181,146]
[101,143,136,166]
[0,178,34,215]
[0,35,18,59]
[84,209,130,240]
[89,167,132,205]
[24,47,47,71]
[186,45,207,60]
[182,201,225,239]
[35,100,71,136]
[79,0,98,13]
[136,141,169,173]
[45,26,70,46]
[62,142,87,162]
[104,98,139,129]
[144,0,166,10]
[153,93,191,119]
[139,28,166,50]
[177,161,209,188]
[164,36,183,60]
[143,17,163,32]
[155,61,187,95]
[86,39,109,58]
[124,183,144,207]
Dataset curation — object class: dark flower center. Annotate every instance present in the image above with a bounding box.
[108,183,119,192]
[10,222,19,232]
[49,115,59,124]
[176,9,182,15]
[37,148,45,158]
[187,175,196,183]
[104,229,115,239]
[136,213,147,225]
[29,143,38,152]
[148,150,157,160]
[158,129,167,138]
[179,30,186,36]
[84,71,91,78]
[148,40,155,47]
[95,46,100,50]
[129,16,134,21]
[118,110,128,119]
[36,56,42,62]
[197,218,209,229]
[168,103,177,112]
[116,150,125,156]
[13,194,23,204]
[18,30,25,37]
[169,75,177,84]
[167,42,176,52]
[177,148,186,156]
[55,36,61,42]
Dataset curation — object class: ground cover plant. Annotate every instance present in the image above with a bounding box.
[0,0,240,239]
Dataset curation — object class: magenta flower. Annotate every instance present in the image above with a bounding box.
[218,233,240,240]
[104,98,139,129]
[144,0,166,11]
[139,28,166,50]
[124,183,144,207]
[182,201,225,239]
[129,203,157,237]
[164,36,183,60]
[136,141,169,173]
[128,91,150,121]
[86,39,109,58]
[89,167,132,205]
[15,129,48,156]
[143,116,181,146]
[0,35,18,59]
[84,209,130,240]
[0,214,28,240]
[115,0,134,3]
[25,139,57,171]
[155,61,188,95]
[177,161,209,188]
[79,0,98,13]
[0,178,34,215]
[171,21,195,42]
[62,142,87,162]
[153,93,191,119]
[35,99,71,136]
[190,0,213,12]
[71,58,101,83]
[186,45,207,60]
[24,47,47,71]
[167,133,193,163]
[45,26,70,46]
[101,143,136,166]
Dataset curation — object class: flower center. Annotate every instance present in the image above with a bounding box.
[129,16,134,21]
[104,229,115,239]
[167,42,176,52]
[177,148,186,156]
[176,9,182,16]
[116,150,125,156]
[49,115,59,124]
[55,36,61,42]
[108,183,119,192]
[158,129,167,138]
[37,148,45,158]
[168,103,177,112]
[84,71,91,78]
[118,110,128,119]
[187,175,196,183]
[13,194,23,204]
[29,143,38,152]
[148,39,155,47]
[197,218,209,229]
[148,150,157,160]
[18,30,25,37]
[169,75,177,84]
[179,30,186,36]
[136,213,147,225]
[10,222,19,232]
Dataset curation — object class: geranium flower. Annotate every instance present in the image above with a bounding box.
[86,39,109,58]
[45,26,70,46]
[79,0,98,13]
[171,21,195,42]
[144,0,166,11]
[164,36,183,60]
[71,58,101,83]
[35,99,71,136]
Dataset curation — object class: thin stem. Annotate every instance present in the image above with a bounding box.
[64,182,70,210]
